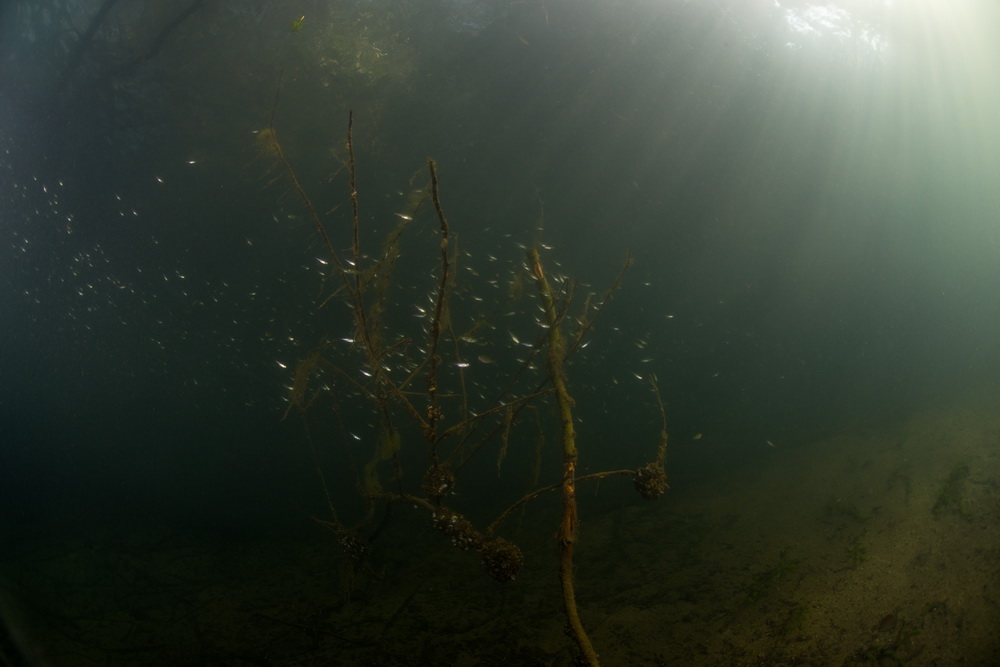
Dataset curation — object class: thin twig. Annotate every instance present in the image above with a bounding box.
[423,159,451,454]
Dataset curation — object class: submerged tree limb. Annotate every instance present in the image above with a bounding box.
[57,0,121,93]
[263,84,340,266]
[486,469,634,537]
[271,106,671,663]
[423,160,451,453]
[529,247,600,667]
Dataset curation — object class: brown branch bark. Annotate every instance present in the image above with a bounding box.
[424,160,451,455]
[529,247,600,667]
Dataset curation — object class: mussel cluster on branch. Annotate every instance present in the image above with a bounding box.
[433,507,483,552]
[633,462,668,501]
[422,462,456,504]
[480,538,524,582]
[337,529,372,564]
[432,507,524,582]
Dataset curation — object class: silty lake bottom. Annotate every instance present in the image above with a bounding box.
[3,385,997,666]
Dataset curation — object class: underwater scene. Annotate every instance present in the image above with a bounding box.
[1,1,998,665]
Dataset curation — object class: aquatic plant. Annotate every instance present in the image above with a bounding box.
[742,549,801,605]
[886,465,912,503]
[932,462,971,519]
[822,497,870,524]
[780,603,809,637]
[849,615,922,665]
[846,537,868,566]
